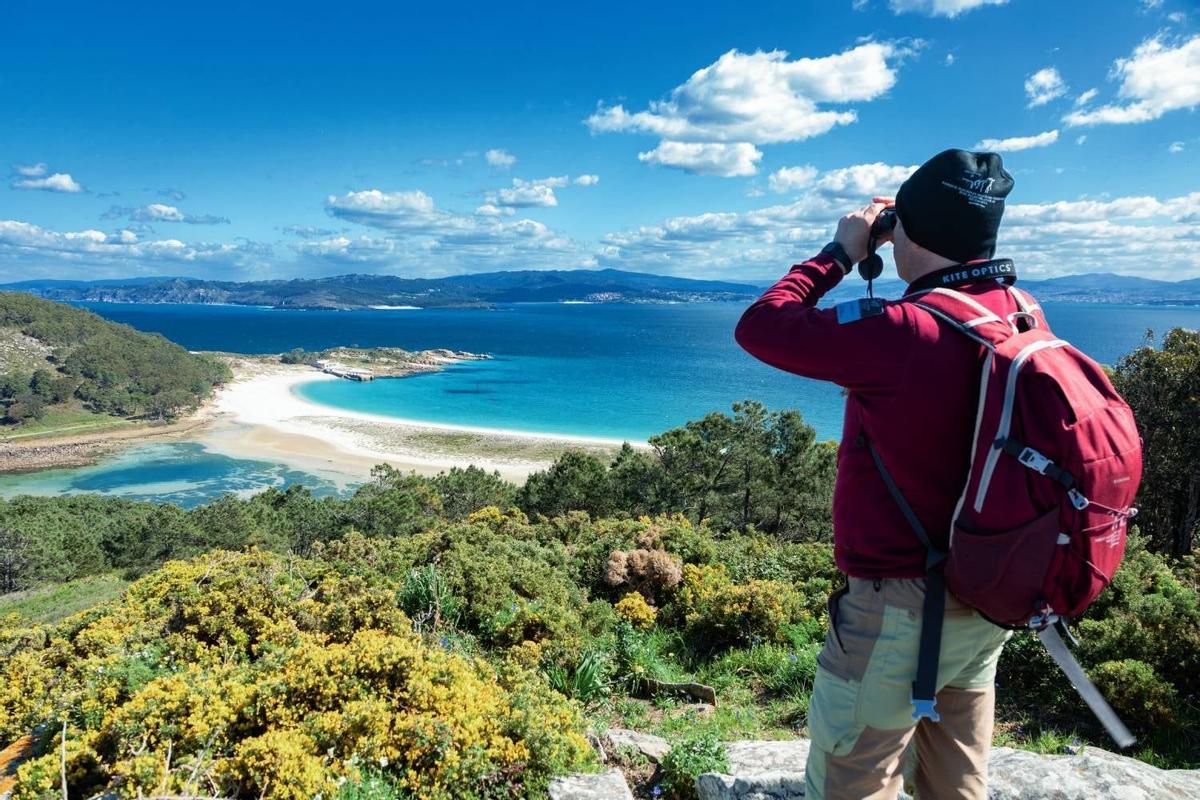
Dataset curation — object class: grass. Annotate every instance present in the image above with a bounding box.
[0,573,130,624]
[403,429,621,462]
[0,404,134,441]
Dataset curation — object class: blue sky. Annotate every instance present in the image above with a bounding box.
[1,0,1197,282]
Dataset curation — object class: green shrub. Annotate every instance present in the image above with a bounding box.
[1091,659,1178,728]
[544,649,611,709]
[672,564,808,649]
[398,564,461,632]
[659,731,729,800]
[432,466,517,520]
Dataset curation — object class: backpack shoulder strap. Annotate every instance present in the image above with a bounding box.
[1006,285,1050,331]
[908,286,1015,348]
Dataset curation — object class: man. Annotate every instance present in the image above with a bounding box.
[735,149,1021,799]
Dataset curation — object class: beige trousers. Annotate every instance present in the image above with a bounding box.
[804,577,1010,799]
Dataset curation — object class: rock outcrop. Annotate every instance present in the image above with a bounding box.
[548,768,635,800]
[693,739,1200,800]
[602,729,671,764]
[984,746,1200,800]
[554,734,1200,800]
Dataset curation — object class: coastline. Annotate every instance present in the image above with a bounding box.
[199,359,633,483]
[0,408,217,475]
[0,353,635,483]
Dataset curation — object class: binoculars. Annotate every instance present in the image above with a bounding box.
[858,207,897,281]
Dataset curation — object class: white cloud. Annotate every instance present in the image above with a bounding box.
[1168,12,1186,24]
[105,203,229,225]
[944,53,955,66]
[326,190,443,230]
[768,165,819,193]
[596,188,1200,280]
[485,148,516,169]
[11,163,47,178]
[292,235,400,264]
[596,162,914,277]
[637,141,763,177]
[1168,141,1185,153]
[1025,67,1068,107]
[770,161,916,196]
[142,204,184,222]
[888,0,1007,18]
[486,176,570,208]
[1074,88,1098,106]
[1076,135,1088,145]
[0,219,265,278]
[997,192,1200,278]
[495,183,557,208]
[320,188,587,274]
[588,43,905,144]
[1064,34,1200,126]
[975,129,1059,151]
[810,162,918,197]
[11,172,85,193]
[574,174,600,186]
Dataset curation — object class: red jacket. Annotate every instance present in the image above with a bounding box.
[735,252,1025,579]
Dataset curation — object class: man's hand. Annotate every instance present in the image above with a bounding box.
[834,199,893,266]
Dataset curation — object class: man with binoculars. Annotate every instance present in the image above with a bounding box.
[735,149,1018,799]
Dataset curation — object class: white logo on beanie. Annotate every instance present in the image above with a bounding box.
[941,170,1004,209]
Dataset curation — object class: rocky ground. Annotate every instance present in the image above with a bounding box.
[550,731,1200,800]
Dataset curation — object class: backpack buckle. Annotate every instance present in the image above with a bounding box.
[911,695,940,722]
[1028,607,1058,631]
[1068,488,1090,510]
[1017,447,1053,474]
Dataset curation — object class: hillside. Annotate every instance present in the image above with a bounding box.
[0,292,230,430]
[2,269,761,310]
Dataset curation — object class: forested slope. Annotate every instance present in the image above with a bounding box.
[0,292,230,427]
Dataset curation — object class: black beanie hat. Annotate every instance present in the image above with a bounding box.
[895,149,1014,264]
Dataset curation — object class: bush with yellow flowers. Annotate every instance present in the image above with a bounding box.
[672,563,806,648]
[613,591,657,630]
[1,550,592,799]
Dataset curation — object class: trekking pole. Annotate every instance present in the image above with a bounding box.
[1035,618,1135,749]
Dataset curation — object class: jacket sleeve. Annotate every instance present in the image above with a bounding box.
[734,253,917,392]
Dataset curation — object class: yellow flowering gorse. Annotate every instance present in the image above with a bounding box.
[1,550,592,799]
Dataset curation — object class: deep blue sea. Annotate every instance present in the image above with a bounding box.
[1,299,1197,507]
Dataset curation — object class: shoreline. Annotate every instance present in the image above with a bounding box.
[198,359,634,483]
[0,409,217,476]
[0,352,639,483]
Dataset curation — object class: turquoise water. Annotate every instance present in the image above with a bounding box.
[76,299,1200,442]
[0,442,344,508]
[1,299,1197,505]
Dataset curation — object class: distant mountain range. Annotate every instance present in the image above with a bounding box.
[0,270,760,309]
[3,269,1199,309]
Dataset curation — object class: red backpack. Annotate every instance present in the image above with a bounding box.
[914,284,1143,625]
[868,283,1143,744]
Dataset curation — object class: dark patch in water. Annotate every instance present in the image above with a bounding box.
[443,388,493,395]
[441,365,491,374]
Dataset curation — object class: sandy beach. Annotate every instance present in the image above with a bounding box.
[196,358,634,484]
